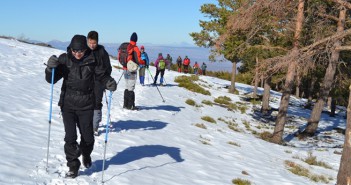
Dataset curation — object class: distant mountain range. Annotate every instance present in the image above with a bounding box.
[45,40,233,72]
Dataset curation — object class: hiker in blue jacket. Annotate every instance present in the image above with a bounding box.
[139,45,149,85]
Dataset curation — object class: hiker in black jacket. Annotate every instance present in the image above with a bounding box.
[87,31,112,136]
[45,35,116,178]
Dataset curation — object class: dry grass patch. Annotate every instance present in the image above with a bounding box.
[186,99,196,106]
[242,120,250,129]
[194,123,207,129]
[186,99,203,107]
[214,96,232,105]
[199,135,211,145]
[218,117,240,132]
[232,178,251,185]
[228,141,241,147]
[175,75,211,95]
[303,152,332,169]
[201,116,216,124]
[202,100,213,106]
[259,131,272,141]
[284,160,331,183]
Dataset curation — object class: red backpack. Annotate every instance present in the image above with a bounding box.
[118,42,129,68]
[183,58,190,65]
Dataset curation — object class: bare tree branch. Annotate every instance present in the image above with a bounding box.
[317,12,339,22]
[301,28,351,52]
[331,0,351,10]
[335,46,351,50]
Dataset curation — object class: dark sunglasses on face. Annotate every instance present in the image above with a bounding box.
[71,49,86,54]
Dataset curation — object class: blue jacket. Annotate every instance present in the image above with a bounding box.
[141,52,150,67]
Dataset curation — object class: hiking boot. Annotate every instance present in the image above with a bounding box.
[65,167,79,178]
[82,156,92,168]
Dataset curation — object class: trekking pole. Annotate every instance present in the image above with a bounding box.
[147,68,165,102]
[116,71,125,86]
[46,68,55,172]
[163,77,167,86]
[102,91,113,183]
[147,68,150,84]
[104,91,112,128]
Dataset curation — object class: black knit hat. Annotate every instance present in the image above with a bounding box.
[130,32,138,42]
[69,35,88,50]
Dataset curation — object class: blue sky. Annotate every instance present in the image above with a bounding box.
[0,0,217,46]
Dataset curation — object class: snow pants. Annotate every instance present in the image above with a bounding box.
[62,109,95,169]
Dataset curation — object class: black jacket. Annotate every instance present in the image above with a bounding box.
[93,45,112,109]
[45,49,112,110]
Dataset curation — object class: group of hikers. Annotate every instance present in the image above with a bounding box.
[133,48,208,88]
[175,56,207,75]
[44,31,209,178]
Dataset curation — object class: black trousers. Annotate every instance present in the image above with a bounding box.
[62,109,95,168]
[154,69,165,84]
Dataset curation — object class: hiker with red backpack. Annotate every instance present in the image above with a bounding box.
[153,53,169,86]
[118,32,141,110]
[183,56,190,74]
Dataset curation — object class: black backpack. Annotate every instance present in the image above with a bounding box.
[118,42,129,68]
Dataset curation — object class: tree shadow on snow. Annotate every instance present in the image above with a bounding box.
[284,115,345,144]
[103,120,168,133]
[83,145,184,181]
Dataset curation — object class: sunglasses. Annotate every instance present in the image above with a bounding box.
[71,49,86,54]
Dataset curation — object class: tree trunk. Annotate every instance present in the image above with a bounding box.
[327,97,332,110]
[270,0,305,144]
[302,7,345,137]
[295,73,300,98]
[336,85,351,185]
[261,77,271,115]
[253,57,259,98]
[330,97,336,117]
[305,76,316,109]
[229,61,237,93]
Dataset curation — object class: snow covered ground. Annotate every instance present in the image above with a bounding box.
[0,38,344,184]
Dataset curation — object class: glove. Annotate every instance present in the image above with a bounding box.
[47,55,59,68]
[106,78,117,91]
[146,65,149,69]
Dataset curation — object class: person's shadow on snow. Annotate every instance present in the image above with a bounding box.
[83,145,184,179]
[138,105,185,112]
[104,120,168,133]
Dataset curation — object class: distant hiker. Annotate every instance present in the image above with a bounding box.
[139,45,149,85]
[153,53,169,86]
[201,62,207,75]
[118,32,141,110]
[193,61,199,75]
[87,31,112,136]
[183,56,190,74]
[166,53,172,71]
[45,35,117,178]
[176,56,182,73]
